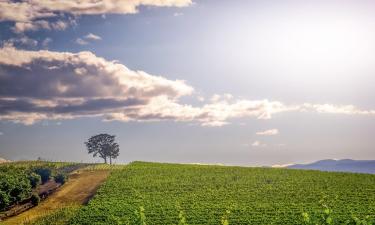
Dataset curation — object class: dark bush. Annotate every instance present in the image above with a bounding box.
[54,173,67,184]
[33,168,52,184]
[28,172,42,188]
[0,190,10,210]
[30,193,40,206]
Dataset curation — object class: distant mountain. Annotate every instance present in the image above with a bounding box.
[288,159,375,174]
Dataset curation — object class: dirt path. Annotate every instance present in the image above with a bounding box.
[3,170,110,225]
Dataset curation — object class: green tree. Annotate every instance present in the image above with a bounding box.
[85,134,120,164]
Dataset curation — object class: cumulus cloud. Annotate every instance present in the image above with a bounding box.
[0,46,290,126]
[105,97,290,127]
[256,129,279,136]
[1,46,375,126]
[3,36,38,47]
[12,20,71,33]
[0,0,193,21]
[0,46,193,124]
[0,0,192,32]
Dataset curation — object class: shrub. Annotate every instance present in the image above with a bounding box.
[28,172,42,188]
[33,168,52,184]
[30,193,40,206]
[0,190,10,210]
[54,173,67,184]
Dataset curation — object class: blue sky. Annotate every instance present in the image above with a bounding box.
[0,0,375,166]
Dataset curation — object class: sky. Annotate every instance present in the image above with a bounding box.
[0,0,375,166]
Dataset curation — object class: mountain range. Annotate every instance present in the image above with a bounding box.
[288,159,375,174]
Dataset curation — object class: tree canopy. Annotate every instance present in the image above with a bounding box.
[85,134,120,164]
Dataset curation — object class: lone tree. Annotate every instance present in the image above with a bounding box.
[85,134,120,164]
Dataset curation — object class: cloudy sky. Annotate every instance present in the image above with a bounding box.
[0,0,374,166]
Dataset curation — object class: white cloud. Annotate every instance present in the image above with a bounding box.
[12,20,71,33]
[0,0,192,32]
[210,94,221,102]
[0,0,192,22]
[4,36,38,47]
[104,96,289,127]
[85,33,102,41]
[251,141,266,147]
[42,37,52,48]
[75,38,89,45]
[301,103,375,115]
[252,141,260,147]
[76,33,102,45]
[173,12,184,17]
[0,132,3,135]
[197,96,205,102]
[0,46,375,126]
[271,163,293,168]
[256,129,279,136]
[0,46,193,125]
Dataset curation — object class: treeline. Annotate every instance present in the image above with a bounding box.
[0,164,69,211]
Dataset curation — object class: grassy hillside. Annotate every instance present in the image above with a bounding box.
[67,162,375,225]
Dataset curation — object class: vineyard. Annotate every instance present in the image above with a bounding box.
[2,161,375,224]
[67,162,375,225]
[0,161,81,213]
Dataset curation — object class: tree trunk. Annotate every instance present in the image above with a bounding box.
[110,156,112,165]
[104,157,107,164]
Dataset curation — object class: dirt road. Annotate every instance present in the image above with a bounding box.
[3,170,110,225]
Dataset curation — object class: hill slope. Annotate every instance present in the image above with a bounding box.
[288,159,375,174]
[68,162,375,225]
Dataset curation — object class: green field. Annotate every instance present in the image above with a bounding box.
[67,162,375,225]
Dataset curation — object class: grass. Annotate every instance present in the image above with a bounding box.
[79,164,127,171]
[24,205,81,225]
[69,161,375,225]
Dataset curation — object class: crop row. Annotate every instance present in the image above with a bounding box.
[69,162,375,224]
